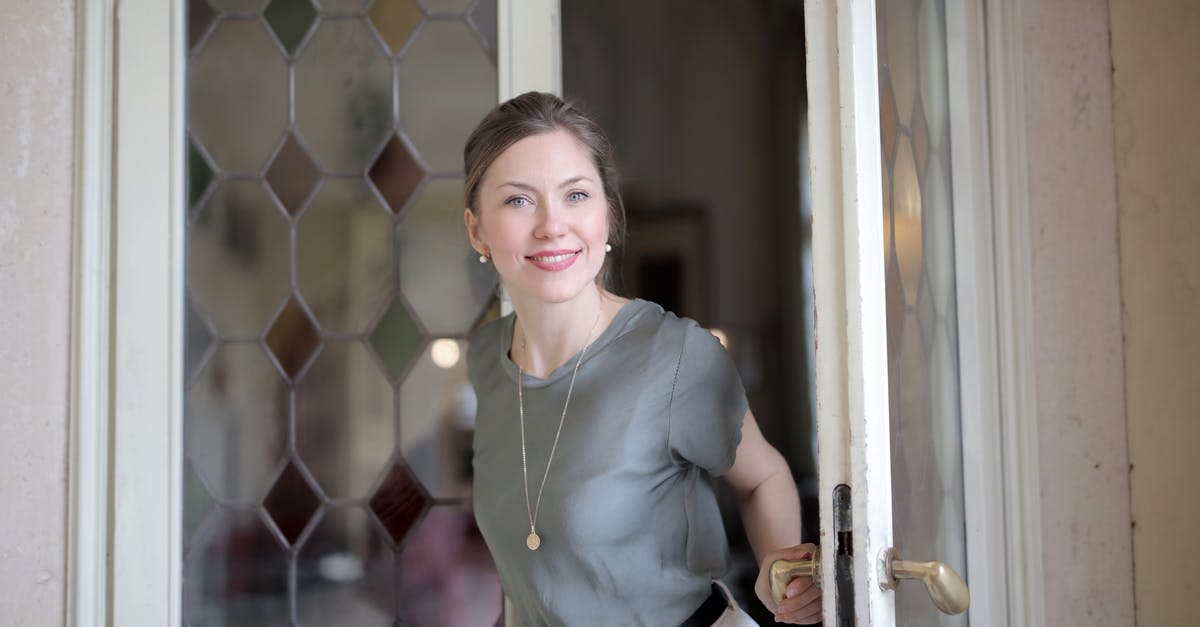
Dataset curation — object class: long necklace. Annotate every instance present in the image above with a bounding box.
[517,308,603,551]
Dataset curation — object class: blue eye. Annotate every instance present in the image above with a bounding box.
[567,191,589,202]
[506,196,531,207]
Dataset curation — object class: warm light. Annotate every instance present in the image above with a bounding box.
[430,339,461,369]
[710,328,729,350]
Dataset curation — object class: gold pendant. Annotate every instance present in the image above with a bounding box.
[526,531,541,551]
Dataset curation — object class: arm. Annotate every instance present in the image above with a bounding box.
[725,409,822,624]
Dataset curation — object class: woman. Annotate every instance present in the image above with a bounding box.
[463,92,821,626]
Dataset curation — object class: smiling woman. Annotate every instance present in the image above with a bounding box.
[458,92,822,626]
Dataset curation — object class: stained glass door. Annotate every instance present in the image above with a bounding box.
[182,1,505,624]
[877,0,968,624]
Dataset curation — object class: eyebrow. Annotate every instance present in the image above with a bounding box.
[495,176,595,192]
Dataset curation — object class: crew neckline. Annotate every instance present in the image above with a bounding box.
[498,298,648,388]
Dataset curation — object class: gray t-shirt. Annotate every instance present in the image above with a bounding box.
[468,299,748,627]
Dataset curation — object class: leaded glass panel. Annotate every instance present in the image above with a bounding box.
[184,0,501,622]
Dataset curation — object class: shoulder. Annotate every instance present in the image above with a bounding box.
[466,314,511,375]
[620,299,708,347]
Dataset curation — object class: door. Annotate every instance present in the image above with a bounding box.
[804,0,982,624]
[179,1,557,625]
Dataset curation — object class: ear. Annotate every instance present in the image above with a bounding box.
[464,208,486,254]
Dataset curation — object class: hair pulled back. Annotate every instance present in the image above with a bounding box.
[463,92,627,252]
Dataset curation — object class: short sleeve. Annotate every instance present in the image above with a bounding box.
[667,322,749,476]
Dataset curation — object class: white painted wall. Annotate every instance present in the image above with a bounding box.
[1109,2,1200,625]
[1019,0,1136,624]
[0,1,75,624]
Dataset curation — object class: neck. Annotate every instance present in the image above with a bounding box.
[510,285,609,378]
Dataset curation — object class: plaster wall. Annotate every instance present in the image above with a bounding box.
[0,1,76,624]
[1108,2,1200,625]
[1020,0,1135,624]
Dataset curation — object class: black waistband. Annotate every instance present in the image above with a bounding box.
[679,583,728,627]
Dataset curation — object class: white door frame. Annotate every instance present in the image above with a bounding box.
[804,0,1044,624]
[68,1,559,624]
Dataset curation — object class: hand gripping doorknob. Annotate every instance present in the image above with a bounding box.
[770,548,970,615]
[769,549,822,604]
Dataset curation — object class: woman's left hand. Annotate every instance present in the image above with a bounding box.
[754,543,822,624]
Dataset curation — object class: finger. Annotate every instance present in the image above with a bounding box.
[785,576,813,599]
[777,599,823,625]
[777,580,820,613]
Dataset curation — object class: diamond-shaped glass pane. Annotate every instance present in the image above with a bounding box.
[264,0,317,55]
[399,340,471,499]
[921,154,954,317]
[296,179,395,334]
[266,132,321,215]
[368,0,423,55]
[884,0,917,125]
[368,460,430,546]
[892,133,922,306]
[186,294,216,384]
[369,134,425,215]
[183,507,289,626]
[264,459,322,545]
[189,0,217,51]
[186,343,288,502]
[881,78,899,168]
[917,272,935,354]
[265,296,322,380]
[189,19,288,173]
[296,506,396,627]
[187,136,216,213]
[296,18,393,174]
[468,0,497,53]
[911,97,929,180]
[397,20,496,172]
[184,460,215,549]
[897,313,931,492]
[886,258,904,358]
[399,504,502,627]
[918,0,949,151]
[189,179,291,337]
[368,296,423,382]
[296,342,395,498]
[398,178,496,334]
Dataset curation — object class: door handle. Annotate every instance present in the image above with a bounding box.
[769,549,822,604]
[879,547,969,615]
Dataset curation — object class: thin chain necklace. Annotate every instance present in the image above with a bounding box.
[516,308,603,551]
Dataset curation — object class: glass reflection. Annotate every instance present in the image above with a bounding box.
[296,178,395,335]
[398,178,496,335]
[295,18,393,174]
[189,179,291,338]
[397,20,496,173]
[296,506,396,627]
[399,504,503,627]
[186,342,288,503]
[183,507,289,627]
[189,18,288,174]
[400,339,473,500]
[295,341,395,499]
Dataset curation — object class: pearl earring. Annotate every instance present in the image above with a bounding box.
[478,253,488,263]
[605,243,612,253]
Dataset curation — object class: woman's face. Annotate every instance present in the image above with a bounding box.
[465,129,609,306]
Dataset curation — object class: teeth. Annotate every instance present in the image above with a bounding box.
[530,252,576,263]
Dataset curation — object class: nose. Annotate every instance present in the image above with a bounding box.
[533,200,567,238]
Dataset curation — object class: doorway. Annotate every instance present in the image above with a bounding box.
[560,2,817,623]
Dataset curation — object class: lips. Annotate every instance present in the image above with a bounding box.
[526,249,581,271]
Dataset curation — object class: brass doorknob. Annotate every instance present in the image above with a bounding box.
[879,548,969,615]
[769,549,822,604]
